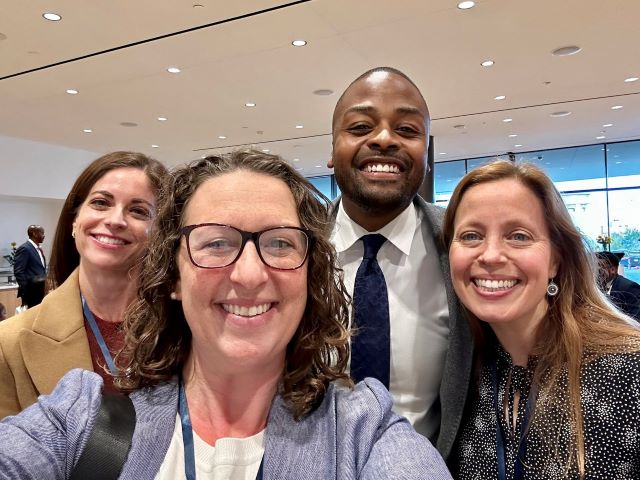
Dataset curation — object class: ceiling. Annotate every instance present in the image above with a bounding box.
[1,0,639,177]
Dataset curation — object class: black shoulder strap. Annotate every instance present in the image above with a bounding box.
[70,393,136,480]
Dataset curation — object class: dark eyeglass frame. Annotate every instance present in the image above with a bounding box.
[180,223,314,271]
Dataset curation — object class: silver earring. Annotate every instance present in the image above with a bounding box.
[71,230,76,239]
[170,292,178,300]
[547,279,559,297]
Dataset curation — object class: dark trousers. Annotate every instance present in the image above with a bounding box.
[22,278,45,308]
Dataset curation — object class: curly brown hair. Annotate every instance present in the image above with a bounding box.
[116,150,352,418]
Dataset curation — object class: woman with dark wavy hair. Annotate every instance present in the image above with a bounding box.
[445,160,640,479]
[0,151,451,479]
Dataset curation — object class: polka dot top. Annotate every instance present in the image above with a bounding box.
[451,343,640,479]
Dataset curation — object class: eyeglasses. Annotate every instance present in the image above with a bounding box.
[180,223,313,270]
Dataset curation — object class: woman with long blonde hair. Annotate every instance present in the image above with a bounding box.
[444,160,640,479]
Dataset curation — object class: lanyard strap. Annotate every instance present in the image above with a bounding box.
[82,295,118,375]
[178,380,264,480]
[492,361,536,480]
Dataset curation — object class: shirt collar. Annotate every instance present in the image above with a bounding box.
[331,200,419,257]
[28,239,40,249]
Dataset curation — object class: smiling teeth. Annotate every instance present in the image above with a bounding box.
[474,279,517,290]
[95,235,126,245]
[222,303,271,317]
[365,164,400,173]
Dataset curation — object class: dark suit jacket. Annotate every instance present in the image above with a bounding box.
[330,196,473,461]
[610,274,640,321]
[13,241,46,299]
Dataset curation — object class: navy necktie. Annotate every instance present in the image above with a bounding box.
[351,234,390,388]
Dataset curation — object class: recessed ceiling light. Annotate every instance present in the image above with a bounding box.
[552,45,581,56]
[66,89,78,95]
[457,1,475,9]
[167,67,181,73]
[295,125,304,129]
[514,144,523,148]
[315,165,322,168]
[43,12,62,21]
[550,111,571,117]
[157,117,167,122]
[615,161,623,164]
[508,134,518,138]
[83,129,92,133]
[262,149,270,153]
[503,118,513,123]
[218,135,227,139]
[292,40,307,47]
[611,105,623,110]
[245,102,256,107]
[151,144,159,148]
[439,152,447,155]
[481,60,495,67]
[201,155,207,159]
[120,122,138,127]
[293,158,300,162]
[603,123,613,127]
[624,77,638,83]
[313,89,334,96]
[494,95,506,100]
[596,136,606,140]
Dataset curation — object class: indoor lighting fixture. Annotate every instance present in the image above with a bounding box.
[611,105,623,110]
[315,165,322,168]
[457,1,475,9]
[167,67,181,73]
[293,158,300,162]
[603,123,613,127]
[245,102,256,107]
[83,129,92,133]
[596,136,606,140]
[262,149,270,153]
[157,117,167,121]
[508,134,518,138]
[66,89,78,95]
[550,111,571,117]
[481,60,495,67]
[292,40,307,47]
[439,152,447,155]
[218,135,226,139]
[552,45,581,56]
[624,77,638,83]
[43,12,62,21]
[514,144,523,148]
[503,118,513,123]
[151,144,159,148]
[295,125,304,129]
[494,95,506,100]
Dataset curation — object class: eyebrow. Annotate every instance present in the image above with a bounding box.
[344,104,425,116]
[91,190,154,207]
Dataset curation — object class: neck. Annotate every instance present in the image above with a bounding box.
[342,197,408,232]
[489,310,547,366]
[182,349,281,445]
[78,261,138,323]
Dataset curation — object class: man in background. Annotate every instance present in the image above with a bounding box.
[14,225,46,309]
[597,251,640,321]
[328,66,472,460]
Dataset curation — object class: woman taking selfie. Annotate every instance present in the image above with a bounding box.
[445,160,640,479]
[0,151,167,418]
[0,151,451,479]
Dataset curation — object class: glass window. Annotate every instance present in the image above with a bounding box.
[307,175,334,202]
[607,140,640,188]
[560,191,608,251]
[434,160,465,206]
[516,145,606,191]
[608,188,640,284]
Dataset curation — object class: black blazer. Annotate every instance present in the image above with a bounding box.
[13,241,46,299]
[610,274,640,322]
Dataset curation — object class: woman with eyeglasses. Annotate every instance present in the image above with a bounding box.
[0,151,451,479]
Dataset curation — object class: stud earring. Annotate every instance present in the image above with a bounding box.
[170,292,178,300]
[547,279,559,297]
[71,230,76,239]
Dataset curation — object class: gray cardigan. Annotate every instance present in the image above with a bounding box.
[0,369,453,479]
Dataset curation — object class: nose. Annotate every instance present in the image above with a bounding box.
[229,241,269,289]
[105,208,127,229]
[367,124,399,152]
[478,237,507,265]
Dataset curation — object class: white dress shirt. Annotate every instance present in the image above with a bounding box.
[331,201,450,438]
[28,239,45,267]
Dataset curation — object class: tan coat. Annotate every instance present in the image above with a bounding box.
[0,269,92,418]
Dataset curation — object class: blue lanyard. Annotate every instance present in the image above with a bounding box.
[81,295,118,375]
[178,380,264,480]
[492,361,536,480]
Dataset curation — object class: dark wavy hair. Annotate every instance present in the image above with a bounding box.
[47,151,168,288]
[116,150,352,418]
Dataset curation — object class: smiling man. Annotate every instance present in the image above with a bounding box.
[328,67,472,460]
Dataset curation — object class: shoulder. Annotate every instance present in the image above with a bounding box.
[583,351,640,393]
[0,306,39,340]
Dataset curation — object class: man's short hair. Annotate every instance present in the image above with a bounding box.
[596,251,624,268]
